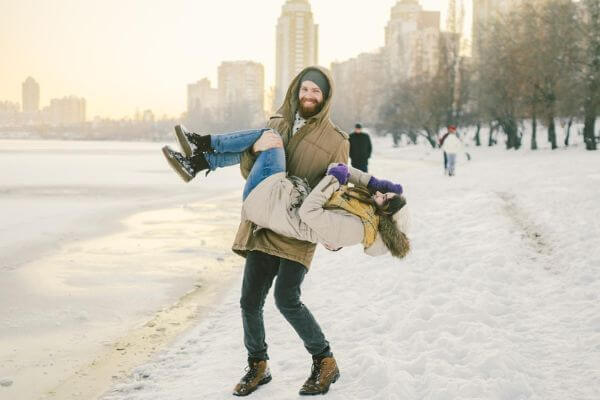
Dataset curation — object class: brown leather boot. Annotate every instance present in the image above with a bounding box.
[299,356,340,395]
[233,359,272,396]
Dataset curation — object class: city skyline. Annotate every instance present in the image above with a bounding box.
[0,0,460,120]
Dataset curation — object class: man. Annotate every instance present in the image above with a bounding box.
[232,66,349,396]
[348,123,372,172]
[438,125,454,175]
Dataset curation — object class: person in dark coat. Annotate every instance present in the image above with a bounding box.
[349,123,372,172]
[439,125,455,175]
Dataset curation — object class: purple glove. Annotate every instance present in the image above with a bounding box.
[327,163,350,185]
[367,176,403,194]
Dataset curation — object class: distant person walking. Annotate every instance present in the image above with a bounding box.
[349,123,372,172]
[441,125,464,177]
[438,125,455,175]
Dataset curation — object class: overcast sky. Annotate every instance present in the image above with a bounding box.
[0,0,470,119]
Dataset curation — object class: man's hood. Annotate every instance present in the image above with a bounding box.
[276,65,335,128]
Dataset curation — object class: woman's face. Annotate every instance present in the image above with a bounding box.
[373,191,396,207]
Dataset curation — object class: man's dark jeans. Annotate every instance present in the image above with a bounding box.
[240,250,331,361]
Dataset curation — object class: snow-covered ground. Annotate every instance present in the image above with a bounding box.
[98,139,597,400]
[1,138,599,400]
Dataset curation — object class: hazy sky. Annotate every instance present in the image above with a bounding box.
[0,0,462,119]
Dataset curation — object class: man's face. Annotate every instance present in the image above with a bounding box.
[298,80,324,118]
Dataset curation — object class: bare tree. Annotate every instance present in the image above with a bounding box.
[579,0,600,150]
[478,11,524,149]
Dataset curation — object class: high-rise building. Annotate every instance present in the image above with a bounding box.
[187,78,218,114]
[275,0,318,106]
[45,96,86,126]
[22,77,40,113]
[384,0,440,81]
[472,0,524,59]
[218,61,265,126]
[0,101,20,126]
[331,50,387,129]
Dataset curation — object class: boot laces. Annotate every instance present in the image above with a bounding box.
[309,359,322,382]
[241,363,259,383]
[169,149,193,169]
[186,131,203,147]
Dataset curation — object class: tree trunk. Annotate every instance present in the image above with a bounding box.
[583,113,597,150]
[531,114,538,150]
[547,115,557,150]
[392,131,400,147]
[488,122,496,147]
[564,117,573,147]
[421,129,438,148]
[501,118,521,150]
[474,122,481,146]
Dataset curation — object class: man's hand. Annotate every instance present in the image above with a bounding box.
[252,130,283,153]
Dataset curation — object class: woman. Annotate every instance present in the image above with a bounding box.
[162,126,410,258]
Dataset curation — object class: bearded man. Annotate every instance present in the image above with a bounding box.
[232,66,349,396]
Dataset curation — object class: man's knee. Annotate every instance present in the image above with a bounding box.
[274,284,302,313]
[240,252,276,313]
[273,260,305,313]
[240,289,265,314]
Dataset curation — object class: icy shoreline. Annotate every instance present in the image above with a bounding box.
[0,140,248,400]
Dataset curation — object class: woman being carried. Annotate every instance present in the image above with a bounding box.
[162,126,410,258]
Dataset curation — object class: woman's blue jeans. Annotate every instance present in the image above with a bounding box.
[204,129,266,171]
[242,148,286,200]
[201,128,286,200]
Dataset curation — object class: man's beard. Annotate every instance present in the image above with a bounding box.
[298,98,323,118]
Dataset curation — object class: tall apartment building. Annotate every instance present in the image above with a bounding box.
[22,76,40,113]
[218,61,265,126]
[275,0,318,106]
[187,78,218,114]
[384,0,441,82]
[45,96,86,126]
[331,50,387,129]
[472,0,525,59]
[0,101,20,126]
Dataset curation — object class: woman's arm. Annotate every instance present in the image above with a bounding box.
[298,175,363,247]
[326,162,372,188]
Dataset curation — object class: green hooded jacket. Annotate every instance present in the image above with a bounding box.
[231,65,349,268]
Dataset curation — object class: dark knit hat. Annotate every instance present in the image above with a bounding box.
[355,123,362,129]
[300,70,330,98]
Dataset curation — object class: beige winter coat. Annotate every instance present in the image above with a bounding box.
[232,66,349,269]
[241,165,389,258]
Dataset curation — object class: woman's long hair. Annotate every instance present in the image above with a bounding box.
[342,187,410,258]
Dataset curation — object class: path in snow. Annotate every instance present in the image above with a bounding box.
[95,146,599,400]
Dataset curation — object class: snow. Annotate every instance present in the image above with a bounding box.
[1,138,599,400]
[101,140,597,400]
